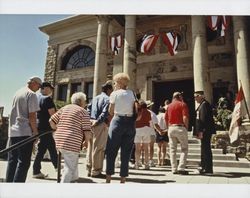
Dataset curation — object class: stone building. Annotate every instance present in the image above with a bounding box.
[39,15,250,123]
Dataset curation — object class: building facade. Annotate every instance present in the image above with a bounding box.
[39,15,250,119]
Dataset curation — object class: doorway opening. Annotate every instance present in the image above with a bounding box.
[153,79,195,130]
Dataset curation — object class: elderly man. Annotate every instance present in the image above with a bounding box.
[33,82,58,179]
[49,92,92,183]
[6,76,42,182]
[193,91,216,174]
[165,92,189,175]
[86,81,113,178]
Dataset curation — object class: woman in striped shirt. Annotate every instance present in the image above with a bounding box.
[49,92,92,183]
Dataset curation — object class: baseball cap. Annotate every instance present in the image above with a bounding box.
[194,91,204,97]
[145,100,154,108]
[28,76,42,86]
[173,92,182,98]
[42,82,54,89]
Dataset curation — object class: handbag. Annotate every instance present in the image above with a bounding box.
[132,91,139,121]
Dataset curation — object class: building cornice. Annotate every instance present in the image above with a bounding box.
[39,15,97,35]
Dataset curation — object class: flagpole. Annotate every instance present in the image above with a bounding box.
[240,81,250,120]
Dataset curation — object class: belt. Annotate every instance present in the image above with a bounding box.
[169,124,184,127]
[115,113,133,117]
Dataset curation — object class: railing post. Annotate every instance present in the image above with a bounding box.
[57,151,61,183]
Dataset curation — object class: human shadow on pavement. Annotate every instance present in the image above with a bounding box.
[128,172,166,176]
[190,171,250,178]
[75,177,96,183]
[110,176,175,183]
[208,172,250,178]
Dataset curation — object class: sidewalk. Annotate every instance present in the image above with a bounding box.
[1,157,250,184]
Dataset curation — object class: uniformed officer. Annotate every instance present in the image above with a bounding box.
[193,91,216,174]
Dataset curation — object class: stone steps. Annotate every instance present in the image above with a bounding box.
[151,153,236,161]
[77,133,250,168]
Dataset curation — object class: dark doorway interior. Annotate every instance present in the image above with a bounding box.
[153,79,195,130]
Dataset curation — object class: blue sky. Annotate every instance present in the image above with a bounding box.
[0,15,70,116]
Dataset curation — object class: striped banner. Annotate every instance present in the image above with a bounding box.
[110,34,123,55]
[140,34,159,54]
[161,31,181,56]
[207,16,230,37]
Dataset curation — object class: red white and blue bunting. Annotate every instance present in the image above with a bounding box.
[161,32,181,56]
[207,16,230,36]
[140,34,159,54]
[137,32,181,56]
[110,34,123,55]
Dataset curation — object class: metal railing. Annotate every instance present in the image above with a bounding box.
[0,130,62,183]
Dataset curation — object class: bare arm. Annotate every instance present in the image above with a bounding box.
[48,107,56,116]
[108,103,115,116]
[183,115,189,130]
[49,119,57,130]
[29,112,38,136]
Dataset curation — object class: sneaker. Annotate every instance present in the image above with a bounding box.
[149,160,155,167]
[131,163,139,170]
[33,172,48,179]
[138,160,143,167]
[144,163,150,170]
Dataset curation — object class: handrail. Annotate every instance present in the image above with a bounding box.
[0,130,53,156]
[0,130,62,183]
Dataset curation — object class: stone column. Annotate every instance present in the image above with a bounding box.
[191,16,212,103]
[123,15,137,91]
[93,15,110,97]
[233,16,250,109]
[66,83,71,102]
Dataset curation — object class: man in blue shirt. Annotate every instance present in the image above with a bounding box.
[86,81,113,178]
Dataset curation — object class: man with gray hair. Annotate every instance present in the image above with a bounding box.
[86,81,113,178]
[193,91,216,174]
[49,92,92,183]
[6,76,42,182]
[165,92,189,175]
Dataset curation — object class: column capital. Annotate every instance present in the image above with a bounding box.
[96,15,112,24]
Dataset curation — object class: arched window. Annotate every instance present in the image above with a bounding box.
[62,45,95,70]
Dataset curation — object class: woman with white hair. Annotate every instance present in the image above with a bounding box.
[105,73,137,183]
[49,92,92,183]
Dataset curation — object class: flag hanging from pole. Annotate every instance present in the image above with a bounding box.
[228,85,248,143]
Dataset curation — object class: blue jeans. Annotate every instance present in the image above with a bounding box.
[6,136,34,182]
[106,115,135,177]
[33,133,58,175]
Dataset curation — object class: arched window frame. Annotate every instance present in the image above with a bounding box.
[61,45,95,70]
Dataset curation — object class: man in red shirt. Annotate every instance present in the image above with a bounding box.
[165,92,189,175]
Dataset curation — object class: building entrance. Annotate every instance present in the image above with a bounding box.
[153,79,195,130]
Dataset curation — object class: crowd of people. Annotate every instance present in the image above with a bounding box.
[5,73,216,183]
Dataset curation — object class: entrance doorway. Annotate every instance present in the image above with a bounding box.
[153,79,195,130]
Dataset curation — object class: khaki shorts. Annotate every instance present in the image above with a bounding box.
[134,126,151,144]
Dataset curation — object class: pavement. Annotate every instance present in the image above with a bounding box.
[1,157,250,184]
[1,157,250,198]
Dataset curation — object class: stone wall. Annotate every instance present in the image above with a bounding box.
[44,45,58,86]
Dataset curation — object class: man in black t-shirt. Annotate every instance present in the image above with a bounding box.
[33,82,58,179]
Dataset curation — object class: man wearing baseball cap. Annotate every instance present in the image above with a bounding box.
[33,82,58,179]
[165,91,189,175]
[6,76,41,182]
